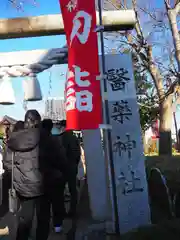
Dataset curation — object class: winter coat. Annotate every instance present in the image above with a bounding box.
[40,131,69,190]
[59,130,81,166]
[3,128,68,197]
[3,128,42,198]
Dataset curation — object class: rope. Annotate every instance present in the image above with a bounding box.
[0,46,68,78]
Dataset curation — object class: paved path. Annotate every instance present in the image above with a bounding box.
[0,212,74,240]
[0,180,118,240]
[0,180,90,240]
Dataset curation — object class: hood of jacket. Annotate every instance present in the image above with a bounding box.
[7,128,40,152]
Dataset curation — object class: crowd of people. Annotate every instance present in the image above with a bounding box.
[1,109,84,240]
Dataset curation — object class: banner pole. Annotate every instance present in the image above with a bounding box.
[97,0,120,235]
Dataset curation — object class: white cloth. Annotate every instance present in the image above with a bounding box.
[77,146,86,180]
[0,153,4,175]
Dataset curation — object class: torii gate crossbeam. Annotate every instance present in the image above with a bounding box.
[0,10,135,39]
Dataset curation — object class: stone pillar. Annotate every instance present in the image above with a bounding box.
[101,53,151,234]
[82,129,110,221]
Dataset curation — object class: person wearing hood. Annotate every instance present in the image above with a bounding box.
[4,110,68,240]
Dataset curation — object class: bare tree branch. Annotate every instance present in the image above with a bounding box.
[174,1,180,14]
[164,0,171,10]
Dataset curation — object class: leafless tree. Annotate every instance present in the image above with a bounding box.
[8,0,38,11]
[102,0,180,155]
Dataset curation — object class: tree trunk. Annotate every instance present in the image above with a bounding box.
[167,7,180,71]
[159,95,173,155]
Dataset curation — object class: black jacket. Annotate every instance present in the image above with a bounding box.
[3,128,68,197]
[39,131,69,189]
[3,128,42,198]
[58,130,81,166]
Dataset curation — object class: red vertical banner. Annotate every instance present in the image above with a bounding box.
[59,0,102,130]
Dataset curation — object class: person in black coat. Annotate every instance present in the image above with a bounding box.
[3,110,68,240]
[1,121,24,219]
[42,119,67,233]
[58,120,81,218]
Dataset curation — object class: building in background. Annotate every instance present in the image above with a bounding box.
[0,115,17,142]
[44,97,66,121]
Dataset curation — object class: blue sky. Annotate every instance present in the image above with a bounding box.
[0,0,67,120]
